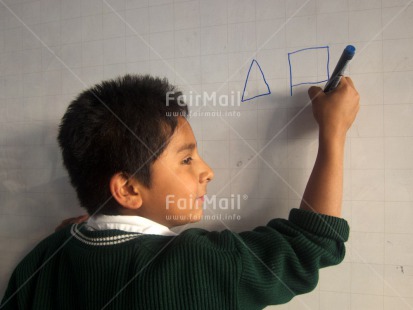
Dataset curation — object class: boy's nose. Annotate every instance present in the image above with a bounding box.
[200,162,214,183]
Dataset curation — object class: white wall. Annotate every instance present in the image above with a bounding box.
[0,0,412,309]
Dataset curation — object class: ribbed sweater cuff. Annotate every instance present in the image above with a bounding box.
[288,208,350,242]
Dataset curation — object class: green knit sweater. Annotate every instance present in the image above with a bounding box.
[1,209,349,310]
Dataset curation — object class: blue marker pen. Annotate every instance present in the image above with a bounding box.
[324,45,356,92]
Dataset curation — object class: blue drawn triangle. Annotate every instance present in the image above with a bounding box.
[241,59,271,102]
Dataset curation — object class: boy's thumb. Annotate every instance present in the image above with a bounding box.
[308,86,324,101]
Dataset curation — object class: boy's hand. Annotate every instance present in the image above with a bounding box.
[55,214,89,232]
[308,77,360,140]
[300,77,360,217]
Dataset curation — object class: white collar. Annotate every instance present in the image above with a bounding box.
[85,214,178,236]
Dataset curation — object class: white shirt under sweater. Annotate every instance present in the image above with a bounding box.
[85,214,178,236]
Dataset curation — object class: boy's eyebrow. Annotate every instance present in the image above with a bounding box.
[176,142,197,153]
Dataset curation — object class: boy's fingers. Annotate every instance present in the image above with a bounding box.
[55,215,89,232]
[77,214,89,222]
[343,76,355,89]
[337,76,355,91]
[71,215,89,224]
[308,86,324,101]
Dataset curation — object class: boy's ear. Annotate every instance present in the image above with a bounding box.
[109,173,143,210]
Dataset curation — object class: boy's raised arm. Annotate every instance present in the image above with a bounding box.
[300,77,360,217]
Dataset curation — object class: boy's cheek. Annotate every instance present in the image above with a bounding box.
[165,192,199,209]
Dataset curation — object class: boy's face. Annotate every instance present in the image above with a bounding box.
[138,117,214,228]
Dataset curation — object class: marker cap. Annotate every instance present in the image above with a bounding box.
[344,45,356,59]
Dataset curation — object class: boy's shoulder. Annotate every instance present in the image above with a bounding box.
[13,209,349,272]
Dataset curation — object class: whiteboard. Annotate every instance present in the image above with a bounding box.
[0,0,412,309]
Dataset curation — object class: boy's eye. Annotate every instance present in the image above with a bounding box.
[182,157,193,165]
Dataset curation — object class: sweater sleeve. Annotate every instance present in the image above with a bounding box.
[235,208,349,308]
[1,271,19,310]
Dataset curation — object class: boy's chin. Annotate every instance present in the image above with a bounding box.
[189,213,202,223]
[166,211,203,228]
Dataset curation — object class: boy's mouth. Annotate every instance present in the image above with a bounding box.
[196,195,205,202]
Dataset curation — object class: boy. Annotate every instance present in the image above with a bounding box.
[1,74,359,309]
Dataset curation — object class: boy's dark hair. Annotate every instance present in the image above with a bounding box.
[57,74,188,215]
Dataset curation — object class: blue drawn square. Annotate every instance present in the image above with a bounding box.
[288,46,330,96]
